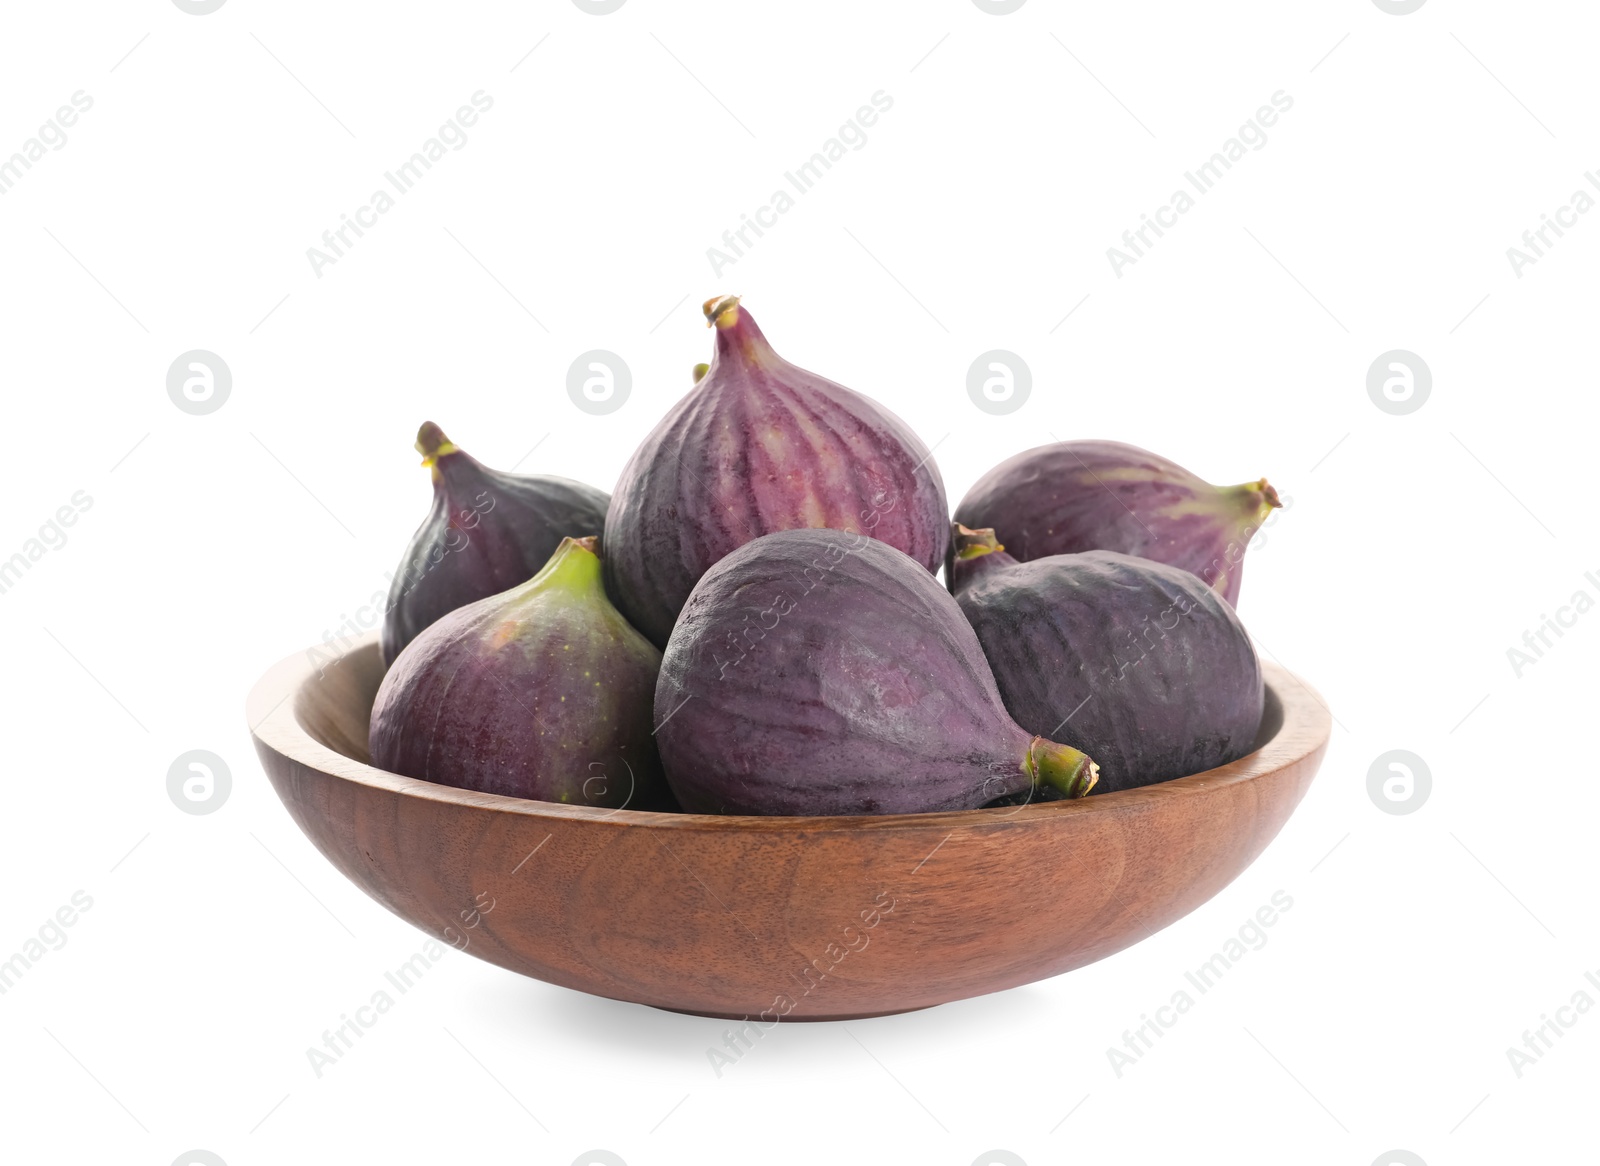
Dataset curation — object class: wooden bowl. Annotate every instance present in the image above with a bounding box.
[248,633,1328,1021]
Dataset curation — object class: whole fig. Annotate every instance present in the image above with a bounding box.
[381,422,610,664]
[604,295,950,647]
[952,440,1280,606]
[654,528,1098,816]
[950,525,1264,792]
[370,536,667,809]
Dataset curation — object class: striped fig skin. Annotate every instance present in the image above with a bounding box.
[952,543,1264,793]
[371,538,668,809]
[604,297,950,647]
[952,440,1279,606]
[655,529,1096,816]
[381,423,610,665]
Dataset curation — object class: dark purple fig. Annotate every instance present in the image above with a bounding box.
[654,528,1098,816]
[952,440,1280,606]
[381,422,610,665]
[604,295,951,647]
[950,524,1264,793]
[370,536,667,809]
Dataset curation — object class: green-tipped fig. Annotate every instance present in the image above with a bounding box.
[381,422,610,664]
[370,537,669,809]
[952,441,1281,606]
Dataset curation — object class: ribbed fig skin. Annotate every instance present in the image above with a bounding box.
[370,538,666,808]
[952,440,1278,606]
[605,298,950,647]
[381,425,610,665]
[953,547,1264,793]
[655,529,1070,816]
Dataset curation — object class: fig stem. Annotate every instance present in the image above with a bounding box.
[703,294,741,327]
[1027,738,1099,798]
[952,523,1004,560]
[703,294,776,367]
[1223,477,1282,524]
[523,536,604,597]
[415,421,460,466]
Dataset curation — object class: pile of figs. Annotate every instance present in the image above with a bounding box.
[368,296,1281,817]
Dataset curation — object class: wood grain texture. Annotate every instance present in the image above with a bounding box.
[248,633,1329,1021]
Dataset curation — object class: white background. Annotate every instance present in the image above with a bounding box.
[0,1,1593,1163]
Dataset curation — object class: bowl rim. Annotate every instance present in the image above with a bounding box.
[248,632,1332,834]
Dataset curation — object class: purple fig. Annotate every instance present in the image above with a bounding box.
[370,536,667,808]
[604,295,950,647]
[952,440,1280,606]
[654,528,1098,816]
[950,524,1264,792]
[381,422,610,665]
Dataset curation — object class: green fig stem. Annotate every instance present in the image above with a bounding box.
[1027,737,1099,798]
[703,293,776,367]
[526,536,603,597]
[692,362,710,384]
[703,294,741,327]
[1222,477,1281,528]
[415,421,460,468]
[952,523,1004,560]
